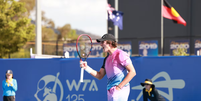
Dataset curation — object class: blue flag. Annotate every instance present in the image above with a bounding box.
[108,11,123,30]
[107,4,123,30]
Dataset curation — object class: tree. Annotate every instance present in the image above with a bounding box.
[57,24,71,39]
[57,24,78,40]
[19,0,77,40]
[41,11,57,41]
[19,0,55,28]
[19,0,35,16]
[42,27,58,41]
[0,0,35,58]
[67,29,78,40]
[42,11,55,28]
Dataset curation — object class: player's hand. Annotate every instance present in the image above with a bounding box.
[80,61,87,69]
[7,80,13,85]
[115,85,121,91]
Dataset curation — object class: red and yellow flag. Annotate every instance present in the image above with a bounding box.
[162,0,186,26]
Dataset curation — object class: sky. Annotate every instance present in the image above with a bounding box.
[36,0,107,37]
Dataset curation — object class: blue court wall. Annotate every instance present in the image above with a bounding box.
[0,56,200,101]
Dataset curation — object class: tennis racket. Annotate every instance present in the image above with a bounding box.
[76,34,93,82]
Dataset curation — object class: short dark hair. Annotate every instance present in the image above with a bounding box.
[106,40,117,48]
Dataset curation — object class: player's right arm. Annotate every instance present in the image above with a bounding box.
[90,68,106,80]
[80,55,108,80]
[80,62,106,80]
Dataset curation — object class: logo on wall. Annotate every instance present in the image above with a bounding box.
[118,41,132,56]
[131,71,185,101]
[139,40,158,56]
[90,43,103,57]
[34,72,63,101]
[170,40,190,56]
[194,39,201,55]
[63,43,78,58]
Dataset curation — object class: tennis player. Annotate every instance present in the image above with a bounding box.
[141,79,166,101]
[2,70,17,101]
[80,33,136,101]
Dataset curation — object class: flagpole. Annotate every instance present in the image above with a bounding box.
[106,0,108,34]
[115,0,118,42]
[161,0,164,56]
[36,0,42,55]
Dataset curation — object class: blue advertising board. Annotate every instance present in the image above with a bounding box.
[0,56,201,101]
[194,39,201,55]
[138,40,158,56]
[170,40,190,56]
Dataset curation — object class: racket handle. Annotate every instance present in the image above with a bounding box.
[80,68,84,82]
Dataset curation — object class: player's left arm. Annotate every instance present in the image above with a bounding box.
[116,51,136,89]
[117,63,136,89]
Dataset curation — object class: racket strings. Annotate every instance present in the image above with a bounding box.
[78,37,92,58]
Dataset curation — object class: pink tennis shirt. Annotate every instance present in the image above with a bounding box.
[102,49,132,90]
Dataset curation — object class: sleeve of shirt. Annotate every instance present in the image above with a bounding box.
[2,80,6,91]
[118,51,132,67]
[11,79,17,91]
[153,88,160,101]
[143,88,148,101]
[101,54,109,69]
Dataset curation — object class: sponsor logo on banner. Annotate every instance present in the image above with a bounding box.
[34,72,64,101]
[170,40,190,56]
[118,41,132,56]
[35,72,98,101]
[194,39,201,55]
[90,43,103,57]
[63,43,78,58]
[131,71,185,101]
[139,40,158,56]
[90,41,132,57]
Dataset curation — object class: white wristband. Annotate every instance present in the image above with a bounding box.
[85,66,93,74]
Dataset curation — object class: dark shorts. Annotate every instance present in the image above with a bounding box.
[3,96,15,101]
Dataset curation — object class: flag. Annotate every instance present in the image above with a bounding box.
[107,4,123,30]
[162,0,186,26]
